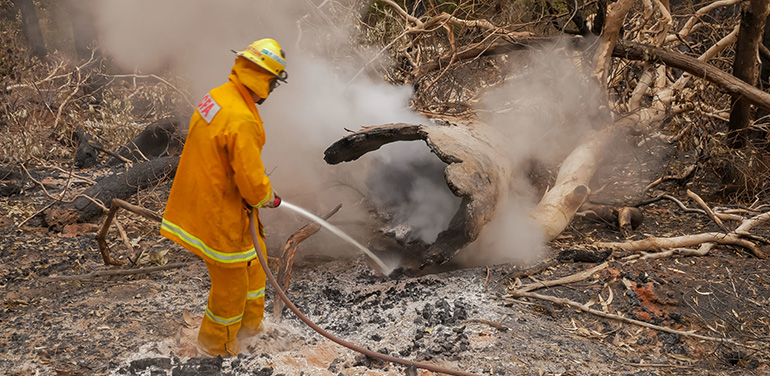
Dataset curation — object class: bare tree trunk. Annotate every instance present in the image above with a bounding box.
[66,0,100,62]
[14,0,46,58]
[729,0,770,148]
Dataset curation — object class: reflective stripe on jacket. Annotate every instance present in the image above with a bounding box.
[161,64,274,268]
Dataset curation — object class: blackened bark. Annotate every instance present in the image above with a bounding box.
[73,127,102,168]
[0,166,23,196]
[106,118,182,166]
[729,0,770,148]
[44,156,179,228]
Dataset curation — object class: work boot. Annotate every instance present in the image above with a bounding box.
[236,322,265,352]
[197,338,240,358]
[237,322,264,340]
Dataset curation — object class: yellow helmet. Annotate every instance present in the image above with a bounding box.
[234,38,288,82]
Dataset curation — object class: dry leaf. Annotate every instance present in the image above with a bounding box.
[182,309,195,328]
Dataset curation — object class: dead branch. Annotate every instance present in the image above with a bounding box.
[686,190,729,232]
[380,0,423,28]
[46,262,187,282]
[598,232,763,258]
[644,165,697,192]
[15,201,55,229]
[511,262,608,293]
[531,132,619,241]
[593,0,635,85]
[508,290,750,349]
[614,39,770,113]
[97,198,162,266]
[639,243,715,260]
[735,209,770,233]
[100,73,194,109]
[497,259,559,285]
[273,204,342,321]
[52,68,82,132]
[667,0,742,43]
[636,193,705,215]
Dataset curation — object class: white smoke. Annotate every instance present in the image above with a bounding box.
[457,42,603,268]
[364,141,461,244]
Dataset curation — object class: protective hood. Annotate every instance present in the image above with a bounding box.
[231,56,274,100]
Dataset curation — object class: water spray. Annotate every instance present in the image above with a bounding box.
[278,200,394,276]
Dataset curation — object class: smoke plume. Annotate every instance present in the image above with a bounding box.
[86,2,601,268]
[458,42,604,267]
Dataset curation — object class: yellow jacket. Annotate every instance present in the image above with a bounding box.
[161,58,276,268]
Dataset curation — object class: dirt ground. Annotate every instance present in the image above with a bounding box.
[1,139,770,376]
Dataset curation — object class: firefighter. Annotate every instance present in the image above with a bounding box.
[160,38,287,357]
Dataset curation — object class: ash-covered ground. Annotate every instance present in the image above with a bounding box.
[108,256,635,376]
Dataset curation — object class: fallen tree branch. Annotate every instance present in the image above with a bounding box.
[639,243,715,260]
[644,165,697,192]
[735,210,770,233]
[667,0,741,44]
[598,232,763,258]
[512,262,608,293]
[634,193,706,215]
[687,190,729,232]
[414,32,770,114]
[614,39,770,113]
[508,290,750,349]
[46,262,187,282]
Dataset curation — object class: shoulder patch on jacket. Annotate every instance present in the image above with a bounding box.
[197,93,221,123]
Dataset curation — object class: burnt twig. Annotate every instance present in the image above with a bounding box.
[96,198,162,266]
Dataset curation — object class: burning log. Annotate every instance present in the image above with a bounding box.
[325,122,514,268]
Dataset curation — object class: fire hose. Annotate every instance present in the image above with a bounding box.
[248,210,481,376]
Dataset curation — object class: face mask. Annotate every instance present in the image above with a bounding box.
[257,72,287,105]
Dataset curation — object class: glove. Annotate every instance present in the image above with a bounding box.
[262,192,281,208]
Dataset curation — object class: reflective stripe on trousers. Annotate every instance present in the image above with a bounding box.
[197,235,268,357]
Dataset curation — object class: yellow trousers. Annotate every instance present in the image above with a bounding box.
[197,236,267,357]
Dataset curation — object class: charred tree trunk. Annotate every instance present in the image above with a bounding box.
[728,0,770,148]
[325,122,514,268]
[106,118,181,166]
[44,156,179,229]
[14,0,46,58]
